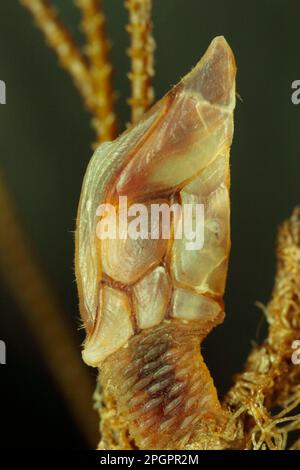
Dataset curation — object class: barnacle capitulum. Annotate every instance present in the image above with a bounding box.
[75,36,236,449]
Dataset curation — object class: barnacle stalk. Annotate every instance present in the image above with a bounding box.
[125,0,155,124]
[75,0,117,142]
[0,173,98,447]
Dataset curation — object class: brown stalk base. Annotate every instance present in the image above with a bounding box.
[98,321,226,450]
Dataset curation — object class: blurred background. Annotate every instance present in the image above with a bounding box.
[0,0,299,449]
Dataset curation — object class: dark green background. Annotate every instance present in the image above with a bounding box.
[0,0,299,449]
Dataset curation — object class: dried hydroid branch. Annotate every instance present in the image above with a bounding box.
[125,0,155,123]
[20,0,99,131]
[95,375,135,450]
[222,207,300,449]
[290,436,300,450]
[0,173,98,447]
[75,0,117,142]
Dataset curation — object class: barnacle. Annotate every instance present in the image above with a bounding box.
[76,36,236,449]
